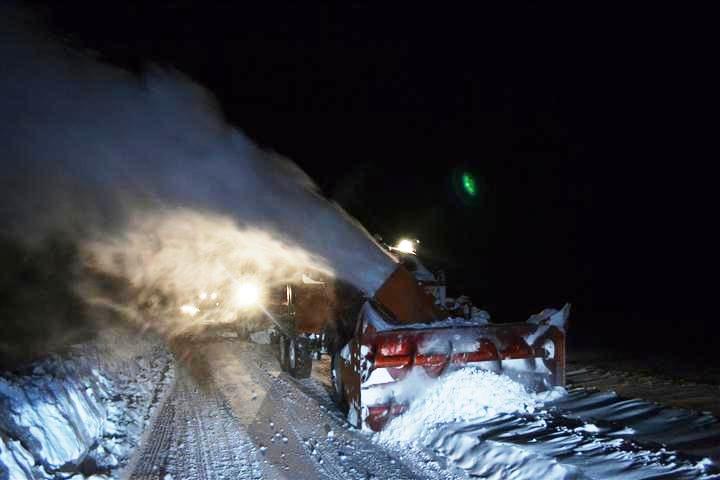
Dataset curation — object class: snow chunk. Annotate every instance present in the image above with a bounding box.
[574,423,600,434]
[0,436,36,480]
[527,303,571,331]
[340,344,351,362]
[362,368,395,388]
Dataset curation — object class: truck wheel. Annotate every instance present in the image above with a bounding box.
[288,337,312,379]
[278,335,290,372]
[330,350,348,414]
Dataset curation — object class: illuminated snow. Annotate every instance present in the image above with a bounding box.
[377,368,549,444]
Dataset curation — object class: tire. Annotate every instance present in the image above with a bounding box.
[330,350,348,414]
[278,335,289,372]
[287,337,312,379]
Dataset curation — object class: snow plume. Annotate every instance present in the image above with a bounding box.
[80,211,335,338]
[0,7,396,361]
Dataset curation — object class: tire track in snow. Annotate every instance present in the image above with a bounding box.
[129,401,176,480]
[211,340,458,480]
[120,350,177,480]
[128,359,263,480]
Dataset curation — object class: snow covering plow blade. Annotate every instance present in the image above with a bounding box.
[333,266,569,431]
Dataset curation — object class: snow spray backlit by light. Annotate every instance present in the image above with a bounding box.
[0,7,396,348]
[79,211,336,338]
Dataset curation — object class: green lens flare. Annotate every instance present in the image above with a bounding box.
[462,172,477,196]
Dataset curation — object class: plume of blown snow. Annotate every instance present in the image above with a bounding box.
[0,6,396,357]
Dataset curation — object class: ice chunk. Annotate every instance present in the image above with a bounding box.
[527,303,571,331]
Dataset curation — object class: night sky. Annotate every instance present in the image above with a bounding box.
[30,1,713,357]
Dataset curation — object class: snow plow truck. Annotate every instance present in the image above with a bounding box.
[267,251,570,431]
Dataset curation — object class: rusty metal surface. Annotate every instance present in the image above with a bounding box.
[292,284,334,334]
[373,266,440,326]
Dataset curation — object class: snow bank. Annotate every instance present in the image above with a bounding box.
[376,367,716,479]
[0,334,173,480]
[0,436,36,479]
[377,368,563,444]
[374,369,576,479]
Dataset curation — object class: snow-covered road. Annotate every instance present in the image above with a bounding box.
[125,339,720,480]
[127,339,456,480]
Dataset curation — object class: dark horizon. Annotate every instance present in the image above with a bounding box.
[24,0,714,357]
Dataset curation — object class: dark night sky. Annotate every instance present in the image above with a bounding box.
[30,1,714,355]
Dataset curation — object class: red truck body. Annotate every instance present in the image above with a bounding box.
[331,266,568,430]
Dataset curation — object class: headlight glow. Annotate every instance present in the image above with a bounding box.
[232,281,262,309]
[395,239,416,254]
[180,304,200,316]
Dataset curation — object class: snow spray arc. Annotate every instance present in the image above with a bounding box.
[0,6,396,361]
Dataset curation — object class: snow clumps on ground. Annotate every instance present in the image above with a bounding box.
[377,367,563,444]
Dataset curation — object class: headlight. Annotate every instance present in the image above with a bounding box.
[180,304,200,316]
[395,239,416,254]
[232,281,262,309]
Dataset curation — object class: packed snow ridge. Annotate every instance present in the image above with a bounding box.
[377,368,564,444]
[0,335,173,480]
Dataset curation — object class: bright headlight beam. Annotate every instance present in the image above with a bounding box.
[395,239,416,254]
[232,281,261,309]
[180,304,200,316]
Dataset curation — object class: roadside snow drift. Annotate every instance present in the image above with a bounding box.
[0,335,173,480]
[376,367,718,480]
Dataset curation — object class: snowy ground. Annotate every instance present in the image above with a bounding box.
[126,338,719,480]
[566,350,720,417]
[0,330,173,480]
[127,339,443,480]
[3,336,720,479]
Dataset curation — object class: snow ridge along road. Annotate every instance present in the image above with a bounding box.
[0,333,174,480]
